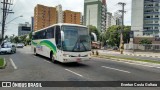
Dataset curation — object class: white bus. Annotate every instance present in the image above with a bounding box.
[31,23,95,63]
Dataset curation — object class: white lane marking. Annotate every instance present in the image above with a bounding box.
[10,58,17,69]
[111,60,160,69]
[102,66,131,73]
[65,69,83,77]
[44,60,51,63]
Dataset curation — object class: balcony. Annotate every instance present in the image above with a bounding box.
[144,6,160,8]
[144,12,160,14]
[144,29,159,31]
[145,0,160,2]
[144,18,159,20]
[144,24,160,26]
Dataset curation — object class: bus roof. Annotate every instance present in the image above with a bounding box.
[34,23,87,33]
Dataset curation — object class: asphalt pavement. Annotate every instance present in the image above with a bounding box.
[0,46,160,90]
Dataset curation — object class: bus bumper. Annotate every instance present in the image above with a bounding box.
[62,57,92,63]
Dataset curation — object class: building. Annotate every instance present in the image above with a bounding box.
[18,22,31,36]
[106,12,122,30]
[81,15,84,25]
[34,4,57,31]
[56,4,63,23]
[131,0,160,43]
[63,10,81,24]
[106,12,112,29]
[31,17,34,32]
[34,4,81,31]
[112,12,122,26]
[84,0,107,32]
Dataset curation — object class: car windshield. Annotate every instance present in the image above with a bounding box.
[1,44,12,48]
[62,26,91,52]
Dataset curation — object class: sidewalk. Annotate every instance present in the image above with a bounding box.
[94,49,160,59]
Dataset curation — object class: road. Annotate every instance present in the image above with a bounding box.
[0,46,160,90]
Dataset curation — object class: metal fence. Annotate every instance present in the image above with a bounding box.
[124,44,160,51]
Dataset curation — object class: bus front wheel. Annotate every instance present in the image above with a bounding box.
[34,48,37,56]
[50,52,56,63]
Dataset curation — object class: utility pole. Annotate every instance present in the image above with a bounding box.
[118,2,126,54]
[1,0,14,41]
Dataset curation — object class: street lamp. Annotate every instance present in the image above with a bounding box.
[1,15,23,42]
[5,15,23,25]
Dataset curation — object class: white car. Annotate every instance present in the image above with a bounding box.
[16,43,24,48]
[0,43,16,54]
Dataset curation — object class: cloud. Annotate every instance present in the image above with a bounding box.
[4,0,131,36]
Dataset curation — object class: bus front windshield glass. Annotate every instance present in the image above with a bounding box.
[62,26,91,52]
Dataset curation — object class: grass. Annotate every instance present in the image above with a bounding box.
[0,58,4,67]
[93,55,160,64]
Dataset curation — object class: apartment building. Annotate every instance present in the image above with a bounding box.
[63,10,81,24]
[34,4,57,31]
[84,0,107,32]
[56,4,63,23]
[131,0,160,43]
[18,22,31,36]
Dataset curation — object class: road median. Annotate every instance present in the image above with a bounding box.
[92,55,160,65]
[0,58,7,69]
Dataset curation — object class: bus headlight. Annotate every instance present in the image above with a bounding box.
[63,54,70,57]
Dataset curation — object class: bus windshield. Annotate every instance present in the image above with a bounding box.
[62,26,91,52]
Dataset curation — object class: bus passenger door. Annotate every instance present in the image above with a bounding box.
[55,26,62,61]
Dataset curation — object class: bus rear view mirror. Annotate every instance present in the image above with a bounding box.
[91,32,97,41]
[61,31,64,41]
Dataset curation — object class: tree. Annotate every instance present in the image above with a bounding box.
[13,36,19,43]
[105,25,131,47]
[5,35,8,40]
[88,25,100,41]
[19,35,27,43]
[139,39,152,44]
[29,32,32,40]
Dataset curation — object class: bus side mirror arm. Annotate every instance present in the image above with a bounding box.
[91,32,97,42]
[61,31,64,41]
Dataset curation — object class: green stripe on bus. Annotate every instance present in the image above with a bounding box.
[39,40,57,54]
[32,41,38,46]
[32,40,57,55]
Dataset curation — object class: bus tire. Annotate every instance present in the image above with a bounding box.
[50,52,56,63]
[34,48,37,56]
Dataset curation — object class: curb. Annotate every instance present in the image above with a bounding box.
[124,54,160,58]
[0,58,7,69]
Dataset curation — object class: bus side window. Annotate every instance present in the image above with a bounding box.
[46,27,54,39]
[55,26,61,49]
[34,32,38,40]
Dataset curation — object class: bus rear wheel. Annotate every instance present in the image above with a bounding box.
[50,52,56,63]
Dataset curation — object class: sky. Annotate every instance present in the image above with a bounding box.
[0,0,131,36]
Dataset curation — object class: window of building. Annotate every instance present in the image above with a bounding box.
[155,15,159,18]
[155,27,158,29]
[155,21,158,23]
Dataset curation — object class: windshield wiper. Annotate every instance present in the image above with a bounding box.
[72,36,80,51]
[80,39,87,51]
[72,36,88,52]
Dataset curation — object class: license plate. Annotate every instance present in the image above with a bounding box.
[77,58,81,62]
